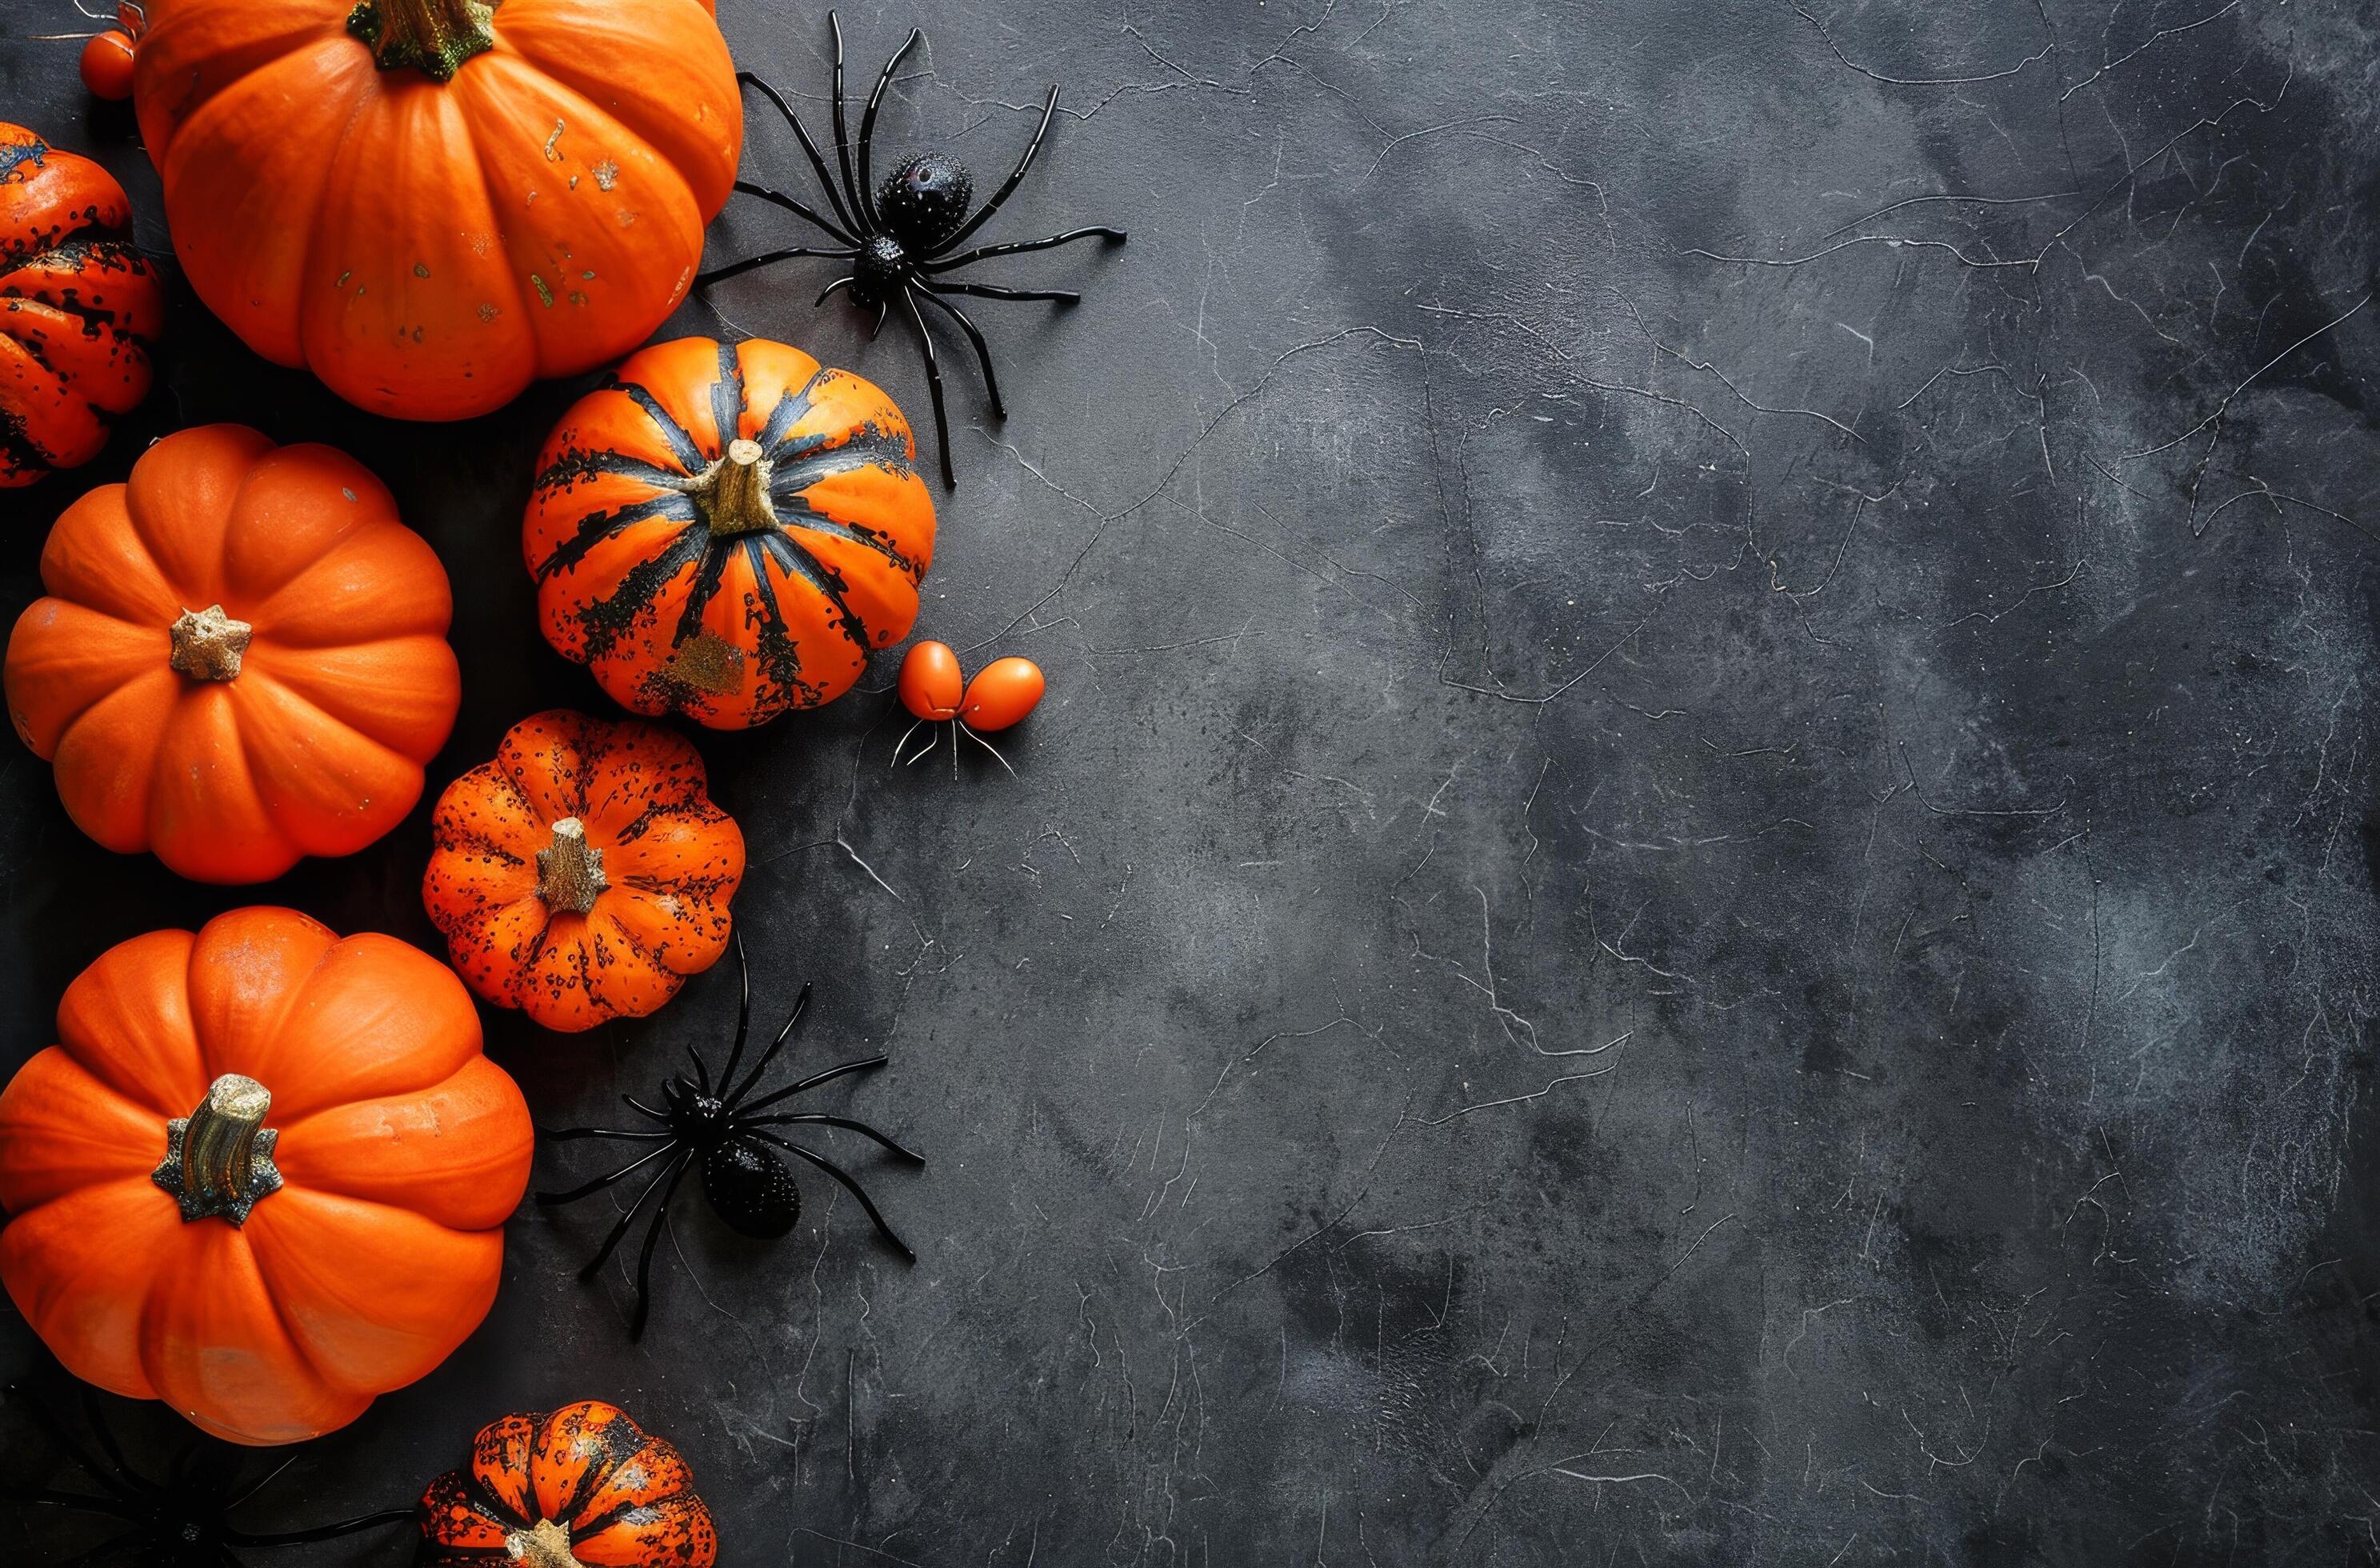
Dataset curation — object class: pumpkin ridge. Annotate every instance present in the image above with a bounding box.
[612,379,706,473]
[738,534,812,703]
[574,524,707,660]
[756,363,835,454]
[706,338,744,457]
[530,445,684,495]
[545,1406,649,1526]
[758,528,874,652]
[667,533,740,644]
[533,493,702,583]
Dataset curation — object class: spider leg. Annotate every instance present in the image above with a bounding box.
[902,724,946,766]
[818,275,857,308]
[222,1453,297,1512]
[827,11,866,233]
[914,289,1006,420]
[699,245,855,289]
[542,1126,675,1142]
[12,1389,138,1502]
[927,279,1080,305]
[961,720,1022,778]
[871,298,889,339]
[750,1131,917,1262]
[577,1149,695,1282]
[74,1386,142,1494]
[46,1530,141,1567]
[739,1053,889,1115]
[898,287,958,487]
[855,28,923,229]
[924,226,1127,274]
[927,85,1060,258]
[624,1094,671,1122]
[735,71,859,234]
[724,982,814,1108]
[628,1158,695,1342]
[726,180,854,245]
[715,930,754,1095]
[744,1112,927,1164]
[537,1140,680,1206]
[0,1490,141,1519]
[224,1509,416,1547]
[890,714,926,766]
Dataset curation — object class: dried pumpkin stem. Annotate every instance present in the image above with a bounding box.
[537,817,608,916]
[688,438,778,538]
[151,1074,283,1226]
[506,1520,585,1568]
[347,0,496,82]
[168,605,252,682]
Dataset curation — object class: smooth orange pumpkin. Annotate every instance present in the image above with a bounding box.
[1,122,163,486]
[4,425,462,883]
[423,708,744,1032]
[418,1401,718,1567]
[0,906,534,1446]
[130,0,742,420]
[526,337,937,728]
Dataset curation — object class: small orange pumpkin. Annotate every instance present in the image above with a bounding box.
[423,708,744,1033]
[0,906,534,1446]
[525,337,936,728]
[3,424,462,882]
[131,0,741,420]
[418,1401,717,1567]
[1,122,163,486]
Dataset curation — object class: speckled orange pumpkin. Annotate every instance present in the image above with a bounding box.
[524,337,935,728]
[418,1401,717,1567]
[1,122,163,486]
[422,709,742,1033]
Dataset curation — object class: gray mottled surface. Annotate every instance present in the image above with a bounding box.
[4,1,2378,1562]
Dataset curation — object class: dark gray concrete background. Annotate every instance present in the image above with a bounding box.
[5,1,2378,1562]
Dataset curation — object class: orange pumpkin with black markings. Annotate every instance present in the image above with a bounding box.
[422,708,744,1033]
[418,1401,717,1567]
[0,906,534,1446]
[2,424,461,882]
[526,336,936,729]
[0,122,162,486]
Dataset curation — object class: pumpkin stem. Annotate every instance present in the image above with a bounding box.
[536,817,608,916]
[169,605,252,682]
[689,438,778,538]
[347,0,496,82]
[151,1074,283,1226]
[505,1520,585,1568]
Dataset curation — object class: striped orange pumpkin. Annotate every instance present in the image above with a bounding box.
[524,337,936,729]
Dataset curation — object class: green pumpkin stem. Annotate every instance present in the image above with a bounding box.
[690,438,778,538]
[348,0,496,82]
[151,1074,283,1226]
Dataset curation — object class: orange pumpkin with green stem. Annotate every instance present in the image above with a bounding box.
[1,122,162,485]
[130,0,741,420]
[423,709,746,1032]
[2,424,461,883]
[526,336,936,728]
[0,906,535,1446]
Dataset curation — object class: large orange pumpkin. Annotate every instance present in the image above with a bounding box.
[3,424,462,883]
[526,337,936,727]
[130,0,741,420]
[423,708,744,1032]
[1,122,164,486]
[0,907,535,1446]
[418,1401,718,1567]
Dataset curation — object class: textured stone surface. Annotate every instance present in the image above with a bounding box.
[3,1,2378,1562]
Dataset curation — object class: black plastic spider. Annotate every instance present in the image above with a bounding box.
[2,1382,410,1566]
[698,10,1127,488]
[537,938,925,1341]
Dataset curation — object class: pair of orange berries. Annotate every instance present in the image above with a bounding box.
[896,641,1044,772]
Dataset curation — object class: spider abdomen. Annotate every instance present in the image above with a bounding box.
[878,152,974,250]
[702,1136,802,1238]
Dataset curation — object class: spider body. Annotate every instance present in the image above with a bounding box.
[538,939,923,1340]
[699,13,1127,487]
[4,1384,410,1566]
